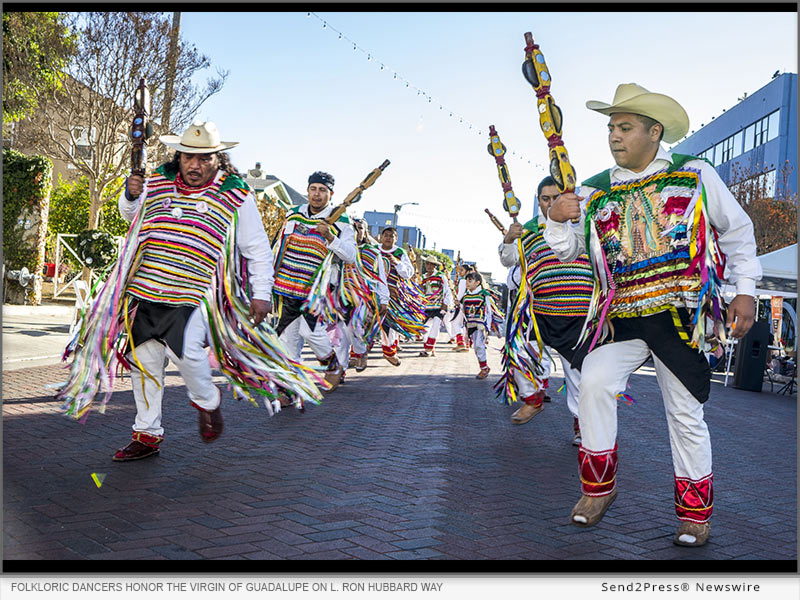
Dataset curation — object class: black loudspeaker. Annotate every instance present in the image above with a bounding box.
[733,320,770,392]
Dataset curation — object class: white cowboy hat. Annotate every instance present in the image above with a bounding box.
[586,83,690,143]
[159,120,239,154]
[422,256,441,266]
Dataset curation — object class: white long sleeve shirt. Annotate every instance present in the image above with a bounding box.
[543,146,762,297]
[118,171,275,300]
[367,245,391,306]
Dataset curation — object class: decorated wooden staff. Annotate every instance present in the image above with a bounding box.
[305,160,391,320]
[521,32,579,223]
[487,125,521,224]
[484,208,508,236]
[325,159,390,225]
[130,78,153,177]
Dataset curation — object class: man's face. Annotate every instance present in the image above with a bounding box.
[607,112,661,172]
[380,230,397,248]
[538,184,560,217]
[424,262,435,275]
[307,183,332,214]
[179,152,219,187]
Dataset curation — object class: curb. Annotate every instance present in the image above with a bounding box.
[3,303,74,318]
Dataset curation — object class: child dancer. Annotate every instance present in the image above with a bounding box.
[462,271,493,379]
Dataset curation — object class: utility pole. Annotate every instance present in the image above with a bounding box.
[159,12,181,163]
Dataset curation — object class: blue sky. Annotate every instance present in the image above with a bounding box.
[177,10,797,279]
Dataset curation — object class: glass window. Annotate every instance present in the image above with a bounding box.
[731,131,743,158]
[721,136,735,163]
[713,141,725,166]
[754,116,769,147]
[768,109,780,141]
[743,123,755,153]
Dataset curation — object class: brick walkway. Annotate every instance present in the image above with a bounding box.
[2,335,797,563]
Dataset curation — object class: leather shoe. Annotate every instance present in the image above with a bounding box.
[511,402,543,424]
[112,440,159,462]
[673,521,711,547]
[355,354,368,372]
[570,489,617,527]
[198,406,224,443]
[476,366,490,379]
[384,355,401,366]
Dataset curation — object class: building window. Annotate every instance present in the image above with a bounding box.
[384,219,392,226]
[713,141,725,167]
[731,130,743,159]
[699,147,713,162]
[720,136,736,163]
[71,126,96,160]
[767,109,780,141]
[753,115,769,147]
[743,123,755,153]
[402,228,410,245]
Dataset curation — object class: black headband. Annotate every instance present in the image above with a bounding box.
[308,171,334,191]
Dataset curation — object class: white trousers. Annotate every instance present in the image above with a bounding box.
[470,328,487,363]
[579,339,712,480]
[511,347,579,418]
[424,316,443,340]
[279,315,333,363]
[127,307,220,438]
[512,344,552,398]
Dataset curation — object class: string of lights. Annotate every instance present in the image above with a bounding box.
[305,12,546,172]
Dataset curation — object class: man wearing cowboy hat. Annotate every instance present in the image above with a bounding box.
[418,255,454,357]
[112,120,275,461]
[271,170,357,397]
[545,83,761,546]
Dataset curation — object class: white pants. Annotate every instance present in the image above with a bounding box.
[512,343,552,399]
[381,327,399,355]
[470,328,487,363]
[127,307,220,438]
[279,315,333,363]
[579,339,711,480]
[424,316,442,340]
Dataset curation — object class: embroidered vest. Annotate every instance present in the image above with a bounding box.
[462,290,489,328]
[422,272,445,307]
[126,169,247,307]
[584,161,706,318]
[519,218,594,317]
[273,210,334,300]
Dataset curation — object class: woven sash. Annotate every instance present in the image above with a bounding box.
[587,167,703,318]
[273,212,330,300]
[359,244,381,280]
[126,173,245,307]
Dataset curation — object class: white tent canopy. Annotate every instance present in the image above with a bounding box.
[722,243,797,298]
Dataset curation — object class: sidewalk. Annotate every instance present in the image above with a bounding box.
[2,323,796,564]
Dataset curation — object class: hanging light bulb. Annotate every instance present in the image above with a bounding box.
[338,33,342,40]
[406,82,409,87]
[306,12,310,17]
[367,54,371,61]
[380,64,384,71]
[353,43,357,50]
[393,73,397,79]
[322,21,327,29]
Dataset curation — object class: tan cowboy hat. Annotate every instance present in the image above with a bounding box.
[422,255,441,266]
[586,83,689,143]
[159,120,239,154]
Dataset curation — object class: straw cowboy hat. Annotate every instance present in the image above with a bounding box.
[159,120,239,154]
[422,255,441,266]
[586,83,689,143]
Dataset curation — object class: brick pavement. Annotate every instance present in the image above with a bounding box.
[2,334,796,564]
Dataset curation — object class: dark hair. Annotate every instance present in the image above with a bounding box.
[465,271,483,285]
[460,263,474,273]
[381,227,397,235]
[537,175,558,197]
[167,151,241,177]
[635,114,664,142]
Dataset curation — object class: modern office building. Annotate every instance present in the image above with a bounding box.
[671,73,797,197]
[362,210,427,249]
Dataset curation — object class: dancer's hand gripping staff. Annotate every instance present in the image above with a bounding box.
[521,32,579,223]
[487,125,521,224]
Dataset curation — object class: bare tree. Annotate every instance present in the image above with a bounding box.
[15,12,228,230]
[729,160,797,254]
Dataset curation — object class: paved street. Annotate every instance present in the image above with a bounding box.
[2,326,797,564]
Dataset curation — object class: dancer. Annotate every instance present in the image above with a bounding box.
[418,256,454,357]
[499,176,594,446]
[272,171,357,396]
[545,83,761,546]
[58,121,324,461]
[379,227,423,365]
